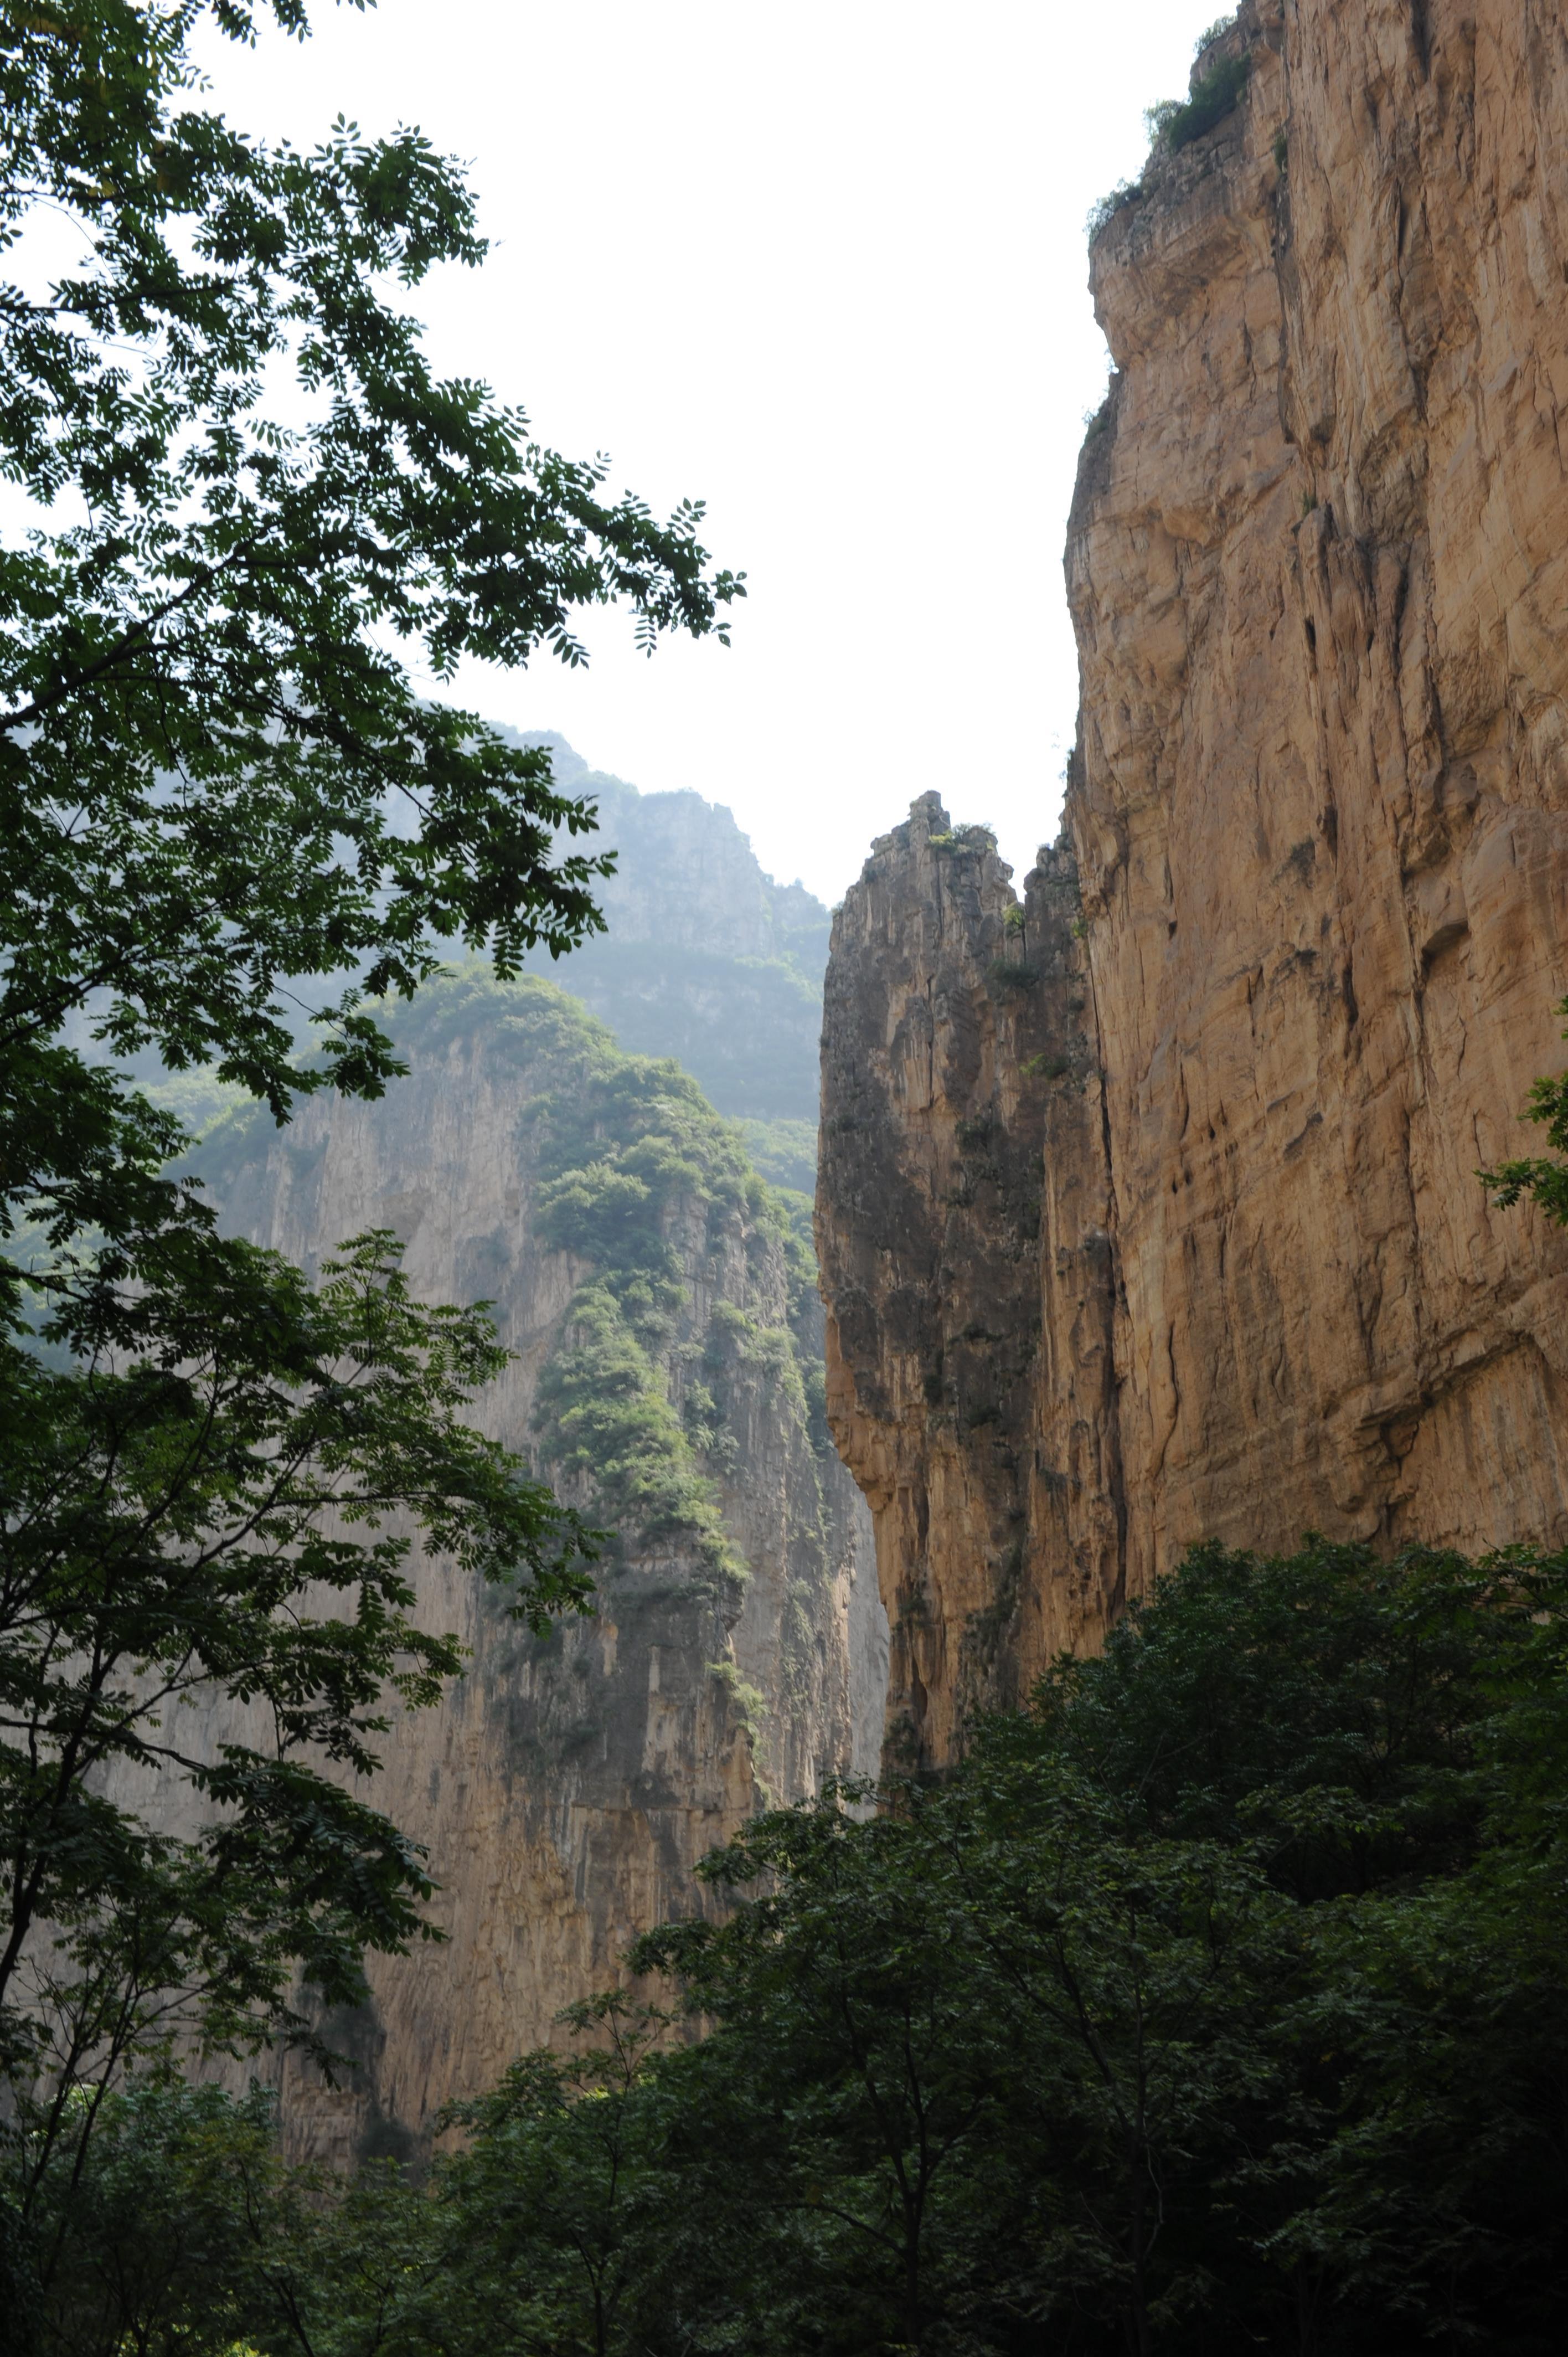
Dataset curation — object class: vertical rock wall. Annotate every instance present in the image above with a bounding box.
[194,976,883,2162]
[818,0,1568,1767]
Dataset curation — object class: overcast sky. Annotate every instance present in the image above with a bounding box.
[196,0,1227,905]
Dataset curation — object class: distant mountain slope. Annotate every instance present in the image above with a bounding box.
[118,733,830,1190]
[511,733,828,1139]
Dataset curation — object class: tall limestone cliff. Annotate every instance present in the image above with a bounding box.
[818,0,1568,1767]
[817,806,1120,1767]
[193,974,881,2164]
[172,748,884,2164]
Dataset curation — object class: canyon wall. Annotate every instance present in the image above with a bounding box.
[818,807,1120,1766]
[818,0,1568,1766]
[192,971,881,2167]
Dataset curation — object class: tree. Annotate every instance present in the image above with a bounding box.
[627,1539,1568,2355]
[432,1993,682,2357]
[1480,997,1568,1226]
[0,1231,595,2262]
[0,0,741,1269]
[18,1540,1568,2355]
[0,0,742,2284]
[12,2073,447,2357]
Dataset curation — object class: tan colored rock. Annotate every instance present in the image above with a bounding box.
[819,0,1568,1767]
[817,800,1120,1766]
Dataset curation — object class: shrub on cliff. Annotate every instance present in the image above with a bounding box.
[1481,995,1568,1227]
[1087,34,1251,241]
[1147,48,1253,156]
[517,981,817,1595]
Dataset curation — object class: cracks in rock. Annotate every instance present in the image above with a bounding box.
[1411,0,1431,81]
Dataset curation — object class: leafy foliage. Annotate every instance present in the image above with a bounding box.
[1479,996,1568,1224]
[1089,34,1251,239]
[8,2075,446,2357]
[734,1118,818,1195]
[0,2,741,1244]
[1086,177,1146,239]
[1193,12,1238,55]
[0,0,739,2245]
[1147,49,1253,156]
[19,1537,1568,2355]
[224,967,827,1603]
[490,975,820,1592]
[533,1280,741,1587]
[0,1226,595,2269]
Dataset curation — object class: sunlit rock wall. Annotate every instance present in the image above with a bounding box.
[818,0,1568,1766]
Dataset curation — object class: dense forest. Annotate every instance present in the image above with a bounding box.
[22,1540,1568,2354]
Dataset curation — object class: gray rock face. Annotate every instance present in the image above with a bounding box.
[183,974,883,2166]
[513,735,830,1123]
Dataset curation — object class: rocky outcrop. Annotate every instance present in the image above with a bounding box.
[817,804,1119,1764]
[194,975,883,2162]
[819,0,1568,1767]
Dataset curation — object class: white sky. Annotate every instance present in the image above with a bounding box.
[194,0,1228,905]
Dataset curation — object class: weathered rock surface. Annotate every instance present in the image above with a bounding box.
[819,0,1568,1766]
[194,977,883,2163]
[515,733,829,1121]
[817,803,1119,1765]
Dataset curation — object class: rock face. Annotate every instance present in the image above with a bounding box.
[817,804,1119,1766]
[818,0,1568,1767]
[197,975,883,2163]
[517,734,828,1123]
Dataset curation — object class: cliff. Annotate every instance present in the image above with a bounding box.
[192,974,883,2164]
[817,805,1120,1765]
[515,733,829,1131]
[125,737,831,1167]
[818,0,1568,1767]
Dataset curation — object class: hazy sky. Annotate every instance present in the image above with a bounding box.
[196,1,1227,905]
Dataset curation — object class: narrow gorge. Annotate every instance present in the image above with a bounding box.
[818,0,1568,1767]
[26,1,1568,2337]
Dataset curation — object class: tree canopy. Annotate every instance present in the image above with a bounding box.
[0,0,741,2253]
[0,0,741,1270]
[18,1538,1568,2356]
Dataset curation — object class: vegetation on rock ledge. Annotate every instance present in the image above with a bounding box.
[1481,994,1568,1228]
[349,968,826,1602]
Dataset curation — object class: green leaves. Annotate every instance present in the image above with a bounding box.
[1480,996,1568,1226]
[0,1218,597,2262]
[0,1,745,2270]
[0,0,744,1265]
[616,1540,1568,2354]
[14,1537,1568,2353]
[1146,49,1252,157]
